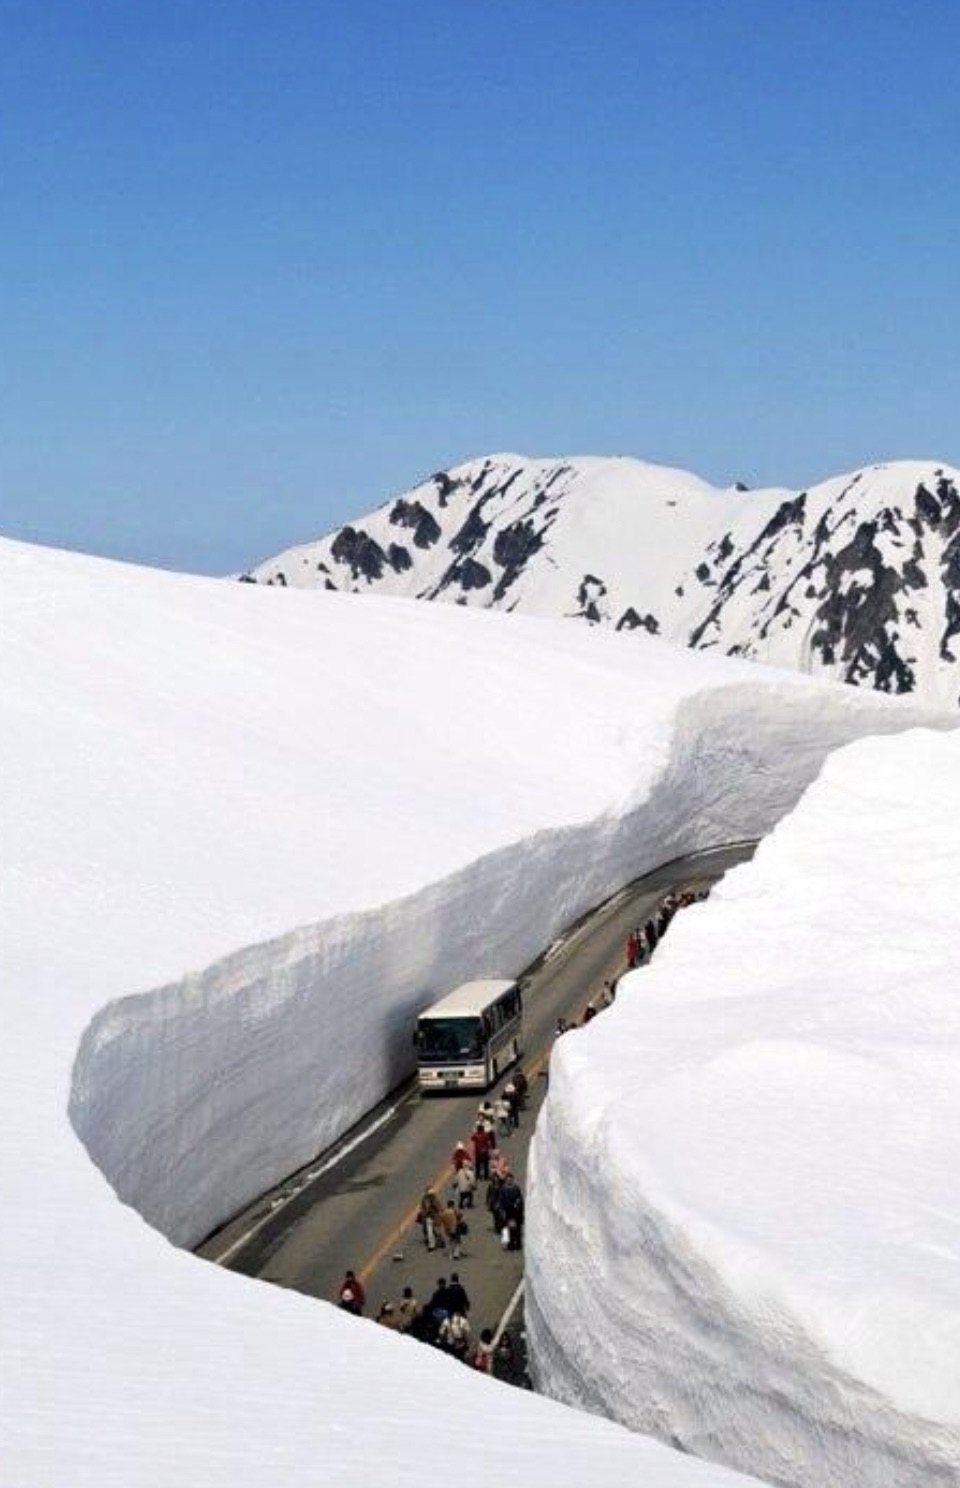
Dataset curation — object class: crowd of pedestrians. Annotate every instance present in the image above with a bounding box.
[334,882,709,1379]
[335,1068,530,1375]
[625,887,706,969]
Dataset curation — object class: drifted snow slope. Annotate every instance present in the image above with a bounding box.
[246,453,960,708]
[0,535,945,1487]
[527,728,960,1487]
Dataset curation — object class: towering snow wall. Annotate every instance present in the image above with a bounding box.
[527,728,960,1487]
[0,534,948,1487]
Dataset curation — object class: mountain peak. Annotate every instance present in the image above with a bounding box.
[245,452,960,709]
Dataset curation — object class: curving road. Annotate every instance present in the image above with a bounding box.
[198,842,756,1350]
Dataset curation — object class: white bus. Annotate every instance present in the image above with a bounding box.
[414,978,523,1092]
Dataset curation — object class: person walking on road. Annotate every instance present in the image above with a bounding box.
[471,1327,495,1373]
[337,1269,365,1316]
[487,1169,506,1234]
[471,1120,493,1181]
[451,1139,471,1171]
[494,1093,511,1137]
[397,1285,419,1333]
[440,1309,471,1361]
[376,1300,404,1330]
[418,1188,445,1251]
[440,1197,464,1260]
[499,1177,524,1250]
[426,1278,453,1344]
[503,1079,520,1129]
[446,1272,471,1317]
[455,1158,477,1208]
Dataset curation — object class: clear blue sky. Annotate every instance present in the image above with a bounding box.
[1,0,958,573]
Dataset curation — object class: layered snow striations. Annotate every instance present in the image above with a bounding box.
[246,452,960,708]
[527,728,960,1487]
[0,534,949,1486]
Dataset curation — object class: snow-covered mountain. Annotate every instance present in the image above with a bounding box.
[245,454,960,708]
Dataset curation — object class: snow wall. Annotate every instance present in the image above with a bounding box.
[71,678,945,1250]
[526,726,960,1487]
[2,534,949,1488]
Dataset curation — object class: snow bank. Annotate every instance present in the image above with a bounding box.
[0,534,945,1486]
[527,729,960,1486]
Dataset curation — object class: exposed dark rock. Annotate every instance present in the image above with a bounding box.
[916,483,941,525]
[758,492,807,543]
[695,562,712,584]
[237,573,257,584]
[470,461,494,493]
[491,517,545,601]
[450,501,492,555]
[573,574,607,624]
[389,499,442,549]
[616,607,660,634]
[330,526,388,582]
[456,557,492,591]
[808,519,915,693]
[387,543,412,573]
[430,471,463,507]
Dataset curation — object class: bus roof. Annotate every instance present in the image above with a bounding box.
[418,978,516,1019]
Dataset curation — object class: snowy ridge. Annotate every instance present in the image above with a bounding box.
[2,534,945,1486]
[527,728,960,1486]
[246,453,960,708]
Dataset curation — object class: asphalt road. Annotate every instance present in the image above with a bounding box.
[198,842,755,1360]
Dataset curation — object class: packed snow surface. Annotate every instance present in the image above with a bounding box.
[247,452,960,708]
[528,728,960,1487]
[0,535,944,1486]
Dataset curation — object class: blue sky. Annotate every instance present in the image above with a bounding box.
[1,0,958,573]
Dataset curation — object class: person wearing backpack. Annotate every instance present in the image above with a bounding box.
[440,1310,471,1362]
[397,1285,420,1333]
[337,1269,365,1316]
[471,1328,495,1373]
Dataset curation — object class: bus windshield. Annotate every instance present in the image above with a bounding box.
[417,1016,483,1063]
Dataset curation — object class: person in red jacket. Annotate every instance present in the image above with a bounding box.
[470,1120,493,1181]
[337,1269,365,1316]
[451,1139,471,1171]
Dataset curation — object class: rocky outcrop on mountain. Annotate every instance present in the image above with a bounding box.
[244,453,960,708]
